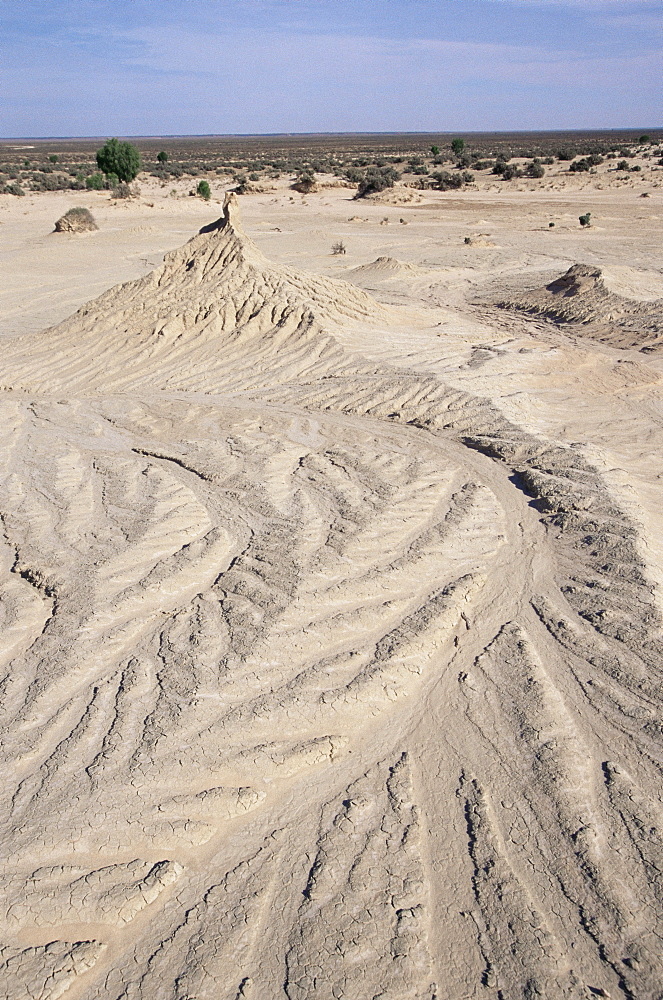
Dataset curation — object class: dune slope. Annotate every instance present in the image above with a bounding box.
[0,195,661,1000]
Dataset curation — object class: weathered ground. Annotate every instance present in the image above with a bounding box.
[0,170,661,1000]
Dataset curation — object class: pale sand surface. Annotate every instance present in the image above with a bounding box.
[0,173,662,999]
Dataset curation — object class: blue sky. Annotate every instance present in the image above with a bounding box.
[1,0,660,137]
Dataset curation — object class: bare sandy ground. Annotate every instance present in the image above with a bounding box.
[0,172,662,999]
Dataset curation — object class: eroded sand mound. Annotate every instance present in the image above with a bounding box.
[1,195,661,999]
[349,255,421,278]
[498,263,663,350]
[53,206,98,233]
[360,185,423,205]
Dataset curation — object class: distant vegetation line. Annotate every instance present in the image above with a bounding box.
[1,130,660,198]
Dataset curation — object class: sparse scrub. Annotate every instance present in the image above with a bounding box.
[355,166,400,197]
[85,172,106,190]
[430,170,472,190]
[492,157,510,175]
[331,241,346,255]
[111,182,132,199]
[292,172,316,193]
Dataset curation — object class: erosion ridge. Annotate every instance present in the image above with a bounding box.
[0,194,661,999]
[497,262,663,351]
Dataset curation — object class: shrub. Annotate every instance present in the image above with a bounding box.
[157,150,169,163]
[431,170,463,190]
[48,154,58,163]
[556,149,575,160]
[355,166,400,197]
[616,159,629,171]
[451,138,465,156]
[111,182,132,199]
[527,161,545,178]
[502,164,522,180]
[344,166,364,184]
[473,159,494,171]
[85,172,106,190]
[292,171,316,193]
[3,182,25,196]
[331,241,346,255]
[455,153,472,169]
[579,213,591,227]
[30,173,73,191]
[569,158,591,172]
[639,134,650,144]
[196,179,211,200]
[96,138,141,182]
[430,145,440,156]
[54,206,97,232]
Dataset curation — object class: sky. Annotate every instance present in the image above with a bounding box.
[0,0,660,137]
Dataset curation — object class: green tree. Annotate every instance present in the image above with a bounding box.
[157,150,169,163]
[96,138,141,183]
[430,145,440,156]
[639,134,650,144]
[49,154,58,163]
[196,179,211,200]
[451,137,465,156]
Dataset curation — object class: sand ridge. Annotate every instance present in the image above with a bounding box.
[0,182,662,999]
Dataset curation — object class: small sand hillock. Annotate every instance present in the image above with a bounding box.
[54,206,98,233]
[350,256,420,279]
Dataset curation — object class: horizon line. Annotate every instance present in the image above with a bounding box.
[1,127,661,143]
